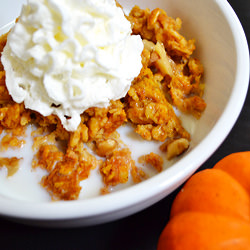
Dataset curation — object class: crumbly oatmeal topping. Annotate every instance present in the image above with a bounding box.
[0,5,206,201]
[139,152,164,173]
[0,157,21,177]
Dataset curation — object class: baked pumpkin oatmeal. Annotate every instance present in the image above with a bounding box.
[0,3,206,201]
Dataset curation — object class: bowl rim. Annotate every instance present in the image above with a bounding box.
[0,0,249,222]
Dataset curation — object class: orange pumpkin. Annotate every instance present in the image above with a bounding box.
[157,151,250,250]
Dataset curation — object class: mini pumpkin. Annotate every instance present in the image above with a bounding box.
[157,151,250,250]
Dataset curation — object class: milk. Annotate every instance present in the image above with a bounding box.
[0,113,196,202]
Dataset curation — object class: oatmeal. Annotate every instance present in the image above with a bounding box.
[0,157,21,177]
[0,2,206,201]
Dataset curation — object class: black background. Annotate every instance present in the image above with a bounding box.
[0,0,249,249]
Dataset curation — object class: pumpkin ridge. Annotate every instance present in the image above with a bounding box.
[214,151,250,196]
[158,212,250,250]
[170,168,250,222]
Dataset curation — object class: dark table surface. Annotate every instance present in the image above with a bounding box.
[0,0,249,249]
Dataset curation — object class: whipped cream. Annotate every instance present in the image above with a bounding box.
[2,0,143,131]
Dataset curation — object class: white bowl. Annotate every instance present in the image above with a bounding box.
[0,0,249,227]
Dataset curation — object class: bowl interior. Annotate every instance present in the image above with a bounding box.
[0,0,249,226]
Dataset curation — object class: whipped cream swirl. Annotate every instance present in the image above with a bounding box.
[2,0,143,131]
